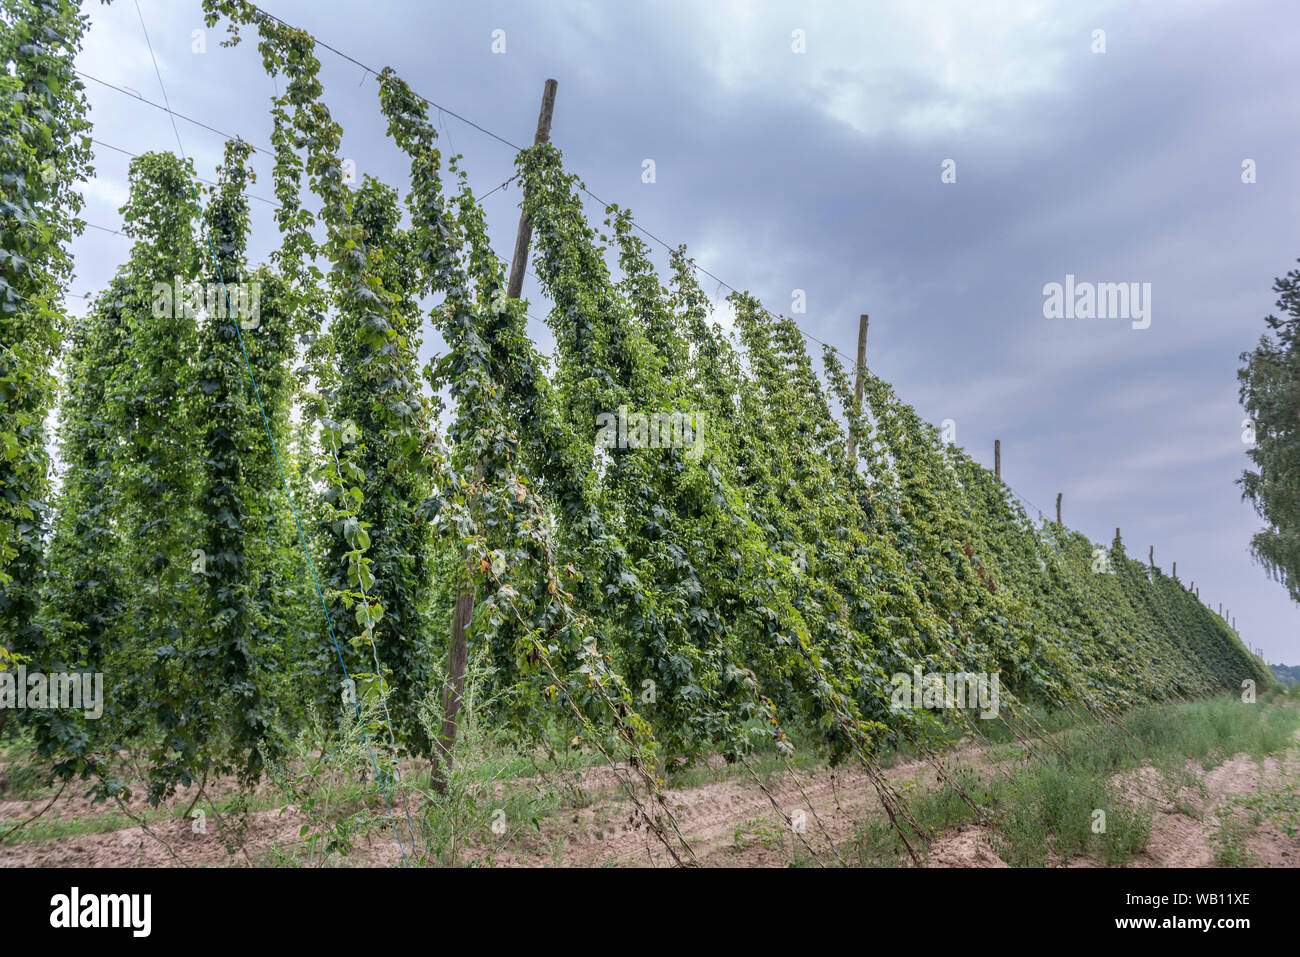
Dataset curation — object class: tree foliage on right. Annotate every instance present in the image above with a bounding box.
[1239,260,1300,603]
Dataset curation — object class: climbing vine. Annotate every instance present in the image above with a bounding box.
[4,0,1270,865]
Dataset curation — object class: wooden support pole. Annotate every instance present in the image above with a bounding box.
[1172,561,1176,580]
[506,79,558,300]
[437,78,557,791]
[1148,545,1153,566]
[847,313,868,465]
[1056,492,1062,524]
[994,439,1001,481]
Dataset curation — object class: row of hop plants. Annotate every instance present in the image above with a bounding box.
[0,0,1273,857]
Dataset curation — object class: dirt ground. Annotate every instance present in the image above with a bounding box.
[2,730,1296,867]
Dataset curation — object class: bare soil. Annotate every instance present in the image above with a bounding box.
[3,732,1295,867]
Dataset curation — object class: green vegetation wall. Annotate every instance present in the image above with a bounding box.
[0,0,1273,815]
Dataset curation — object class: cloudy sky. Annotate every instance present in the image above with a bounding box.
[67,0,1300,662]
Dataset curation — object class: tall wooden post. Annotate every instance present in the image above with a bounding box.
[994,440,1001,481]
[847,313,868,465]
[506,79,558,300]
[1172,561,1176,580]
[1148,545,1153,566]
[436,78,558,791]
[1055,492,1062,525]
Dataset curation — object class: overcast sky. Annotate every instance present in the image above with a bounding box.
[67,0,1300,663]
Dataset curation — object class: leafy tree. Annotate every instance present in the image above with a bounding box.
[1269,663,1299,687]
[1239,259,1300,603]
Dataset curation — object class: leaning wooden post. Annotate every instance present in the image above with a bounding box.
[1055,492,1062,525]
[847,313,868,465]
[994,439,1001,481]
[506,79,558,300]
[436,78,558,791]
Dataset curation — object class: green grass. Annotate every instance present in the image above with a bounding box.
[992,764,1153,866]
[1211,806,1259,867]
[4,694,1295,866]
[0,786,284,844]
[1210,775,1300,866]
[853,696,1299,867]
